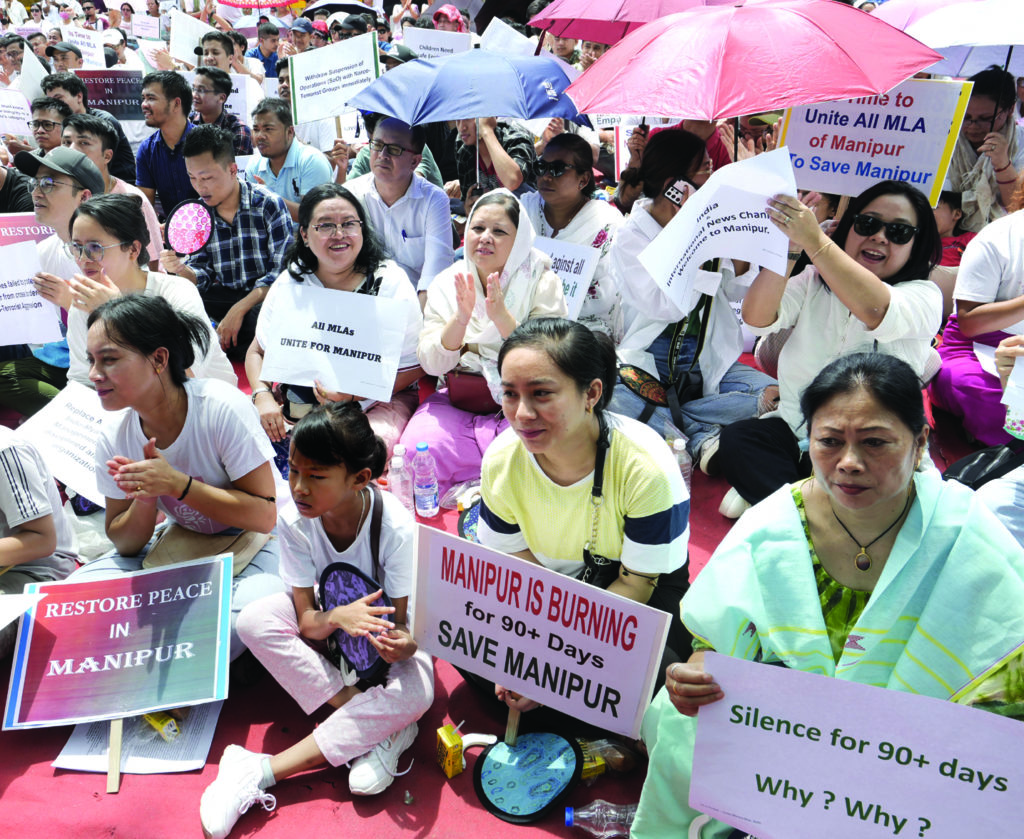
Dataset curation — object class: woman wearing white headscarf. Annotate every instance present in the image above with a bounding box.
[398,188,568,495]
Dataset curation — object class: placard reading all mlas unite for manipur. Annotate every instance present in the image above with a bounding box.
[5,556,232,730]
[779,78,972,207]
[690,653,1024,839]
[411,527,670,738]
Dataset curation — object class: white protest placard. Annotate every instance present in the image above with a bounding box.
[779,79,972,207]
[0,88,31,137]
[130,14,161,40]
[411,527,670,737]
[1002,356,1024,415]
[403,26,472,60]
[639,148,795,314]
[167,9,216,66]
[288,32,380,126]
[691,653,1024,838]
[16,381,123,507]
[258,284,411,404]
[0,241,62,346]
[61,25,106,69]
[14,42,48,99]
[533,236,598,322]
[479,15,536,57]
[134,37,168,74]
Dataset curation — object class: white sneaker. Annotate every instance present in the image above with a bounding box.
[719,487,751,520]
[697,433,721,476]
[348,722,418,796]
[200,745,276,839]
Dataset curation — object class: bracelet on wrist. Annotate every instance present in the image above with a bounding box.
[997,177,1018,185]
[251,387,271,402]
[810,240,833,261]
[994,161,1013,173]
[177,475,193,501]
[787,250,802,261]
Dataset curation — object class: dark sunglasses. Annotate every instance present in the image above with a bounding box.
[851,214,918,246]
[534,159,577,178]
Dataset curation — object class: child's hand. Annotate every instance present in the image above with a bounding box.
[327,589,396,637]
[368,627,417,663]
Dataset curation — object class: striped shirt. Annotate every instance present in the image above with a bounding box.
[477,412,689,576]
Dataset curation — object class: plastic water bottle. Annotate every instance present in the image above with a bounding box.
[412,442,440,518]
[673,438,692,494]
[388,455,414,514]
[565,800,637,838]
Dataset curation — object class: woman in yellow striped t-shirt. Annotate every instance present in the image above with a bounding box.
[475,318,691,719]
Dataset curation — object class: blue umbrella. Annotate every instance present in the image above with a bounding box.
[348,49,590,126]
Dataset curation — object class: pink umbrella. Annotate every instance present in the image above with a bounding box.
[565,0,943,120]
[526,0,734,45]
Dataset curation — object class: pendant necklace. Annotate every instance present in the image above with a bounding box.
[830,490,914,572]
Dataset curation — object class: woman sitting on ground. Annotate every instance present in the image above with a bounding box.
[608,128,775,471]
[71,295,281,660]
[476,318,691,726]
[717,179,942,516]
[520,133,623,337]
[246,184,422,465]
[399,188,567,496]
[200,403,432,839]
[633,352,1024,837]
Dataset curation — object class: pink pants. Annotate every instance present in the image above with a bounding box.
[237,592,434,767]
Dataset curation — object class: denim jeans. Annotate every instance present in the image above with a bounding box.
[608,333,775,457]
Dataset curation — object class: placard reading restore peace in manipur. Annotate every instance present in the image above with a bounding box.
[4,556,232,729]
[289,33,381,126]
[411,527,670,737]
[690,653,1024,838]
[639,149,795,315]
[779,78,972,207]
[258,283,412,404]
[75,70,144,122]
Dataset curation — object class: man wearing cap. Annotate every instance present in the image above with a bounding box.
[346,117,453,305]
[42,72,137,184]
[103,27,144,71]
[328,12,368,42]
[381,42,415,72]
[288,16,314,52]
[136,70,198,214]
[2,147,103,416]
[245,22,280,77]
[246,97,331,221]
[45,41,82,73]
[189,66,253,156]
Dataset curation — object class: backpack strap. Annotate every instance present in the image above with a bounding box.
[368,483,384,585]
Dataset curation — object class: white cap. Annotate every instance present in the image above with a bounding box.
[672,438,686,451]
[394,444,407,458]
[391,455,405,469]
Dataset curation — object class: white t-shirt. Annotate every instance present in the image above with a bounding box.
[95,378,275,534]
[953,210,1024,334]
[278,489,414,601]
[67,271,236,387]
[0,427,77,579]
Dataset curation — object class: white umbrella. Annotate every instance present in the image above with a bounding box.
[905,0,1024,76]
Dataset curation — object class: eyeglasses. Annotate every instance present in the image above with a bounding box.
[29,119,60,132]
[962,112,1004,127]
[191,86,215,96]
[311,220,362,237]
[64,241,130,262]
[851,214,918,246]
[28,176,78,193]
[368,139,413,157]
[534,159,578,178]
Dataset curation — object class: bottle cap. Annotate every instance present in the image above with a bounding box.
[416,441,429,452]
[392,456,404,469]
[394,443,407,457]
[564,806,573,827]
[672,438,685,451]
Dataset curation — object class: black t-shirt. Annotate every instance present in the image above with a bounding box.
[0,167,34,214]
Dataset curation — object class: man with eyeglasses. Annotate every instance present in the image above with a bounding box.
[346,118,454,305]
[42,72,137,184]
[245,97,330,222]
[3,96,70,157]
[327,12,368,41]
[80,0,106,30]
[3,147,104,417]
[160,124,292,359]
[189,66,253,155]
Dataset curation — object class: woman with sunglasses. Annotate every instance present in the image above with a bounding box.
[246,184,423,463]
[61,194,234,389]
[520,133,622,337]
[715,179,943,515]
